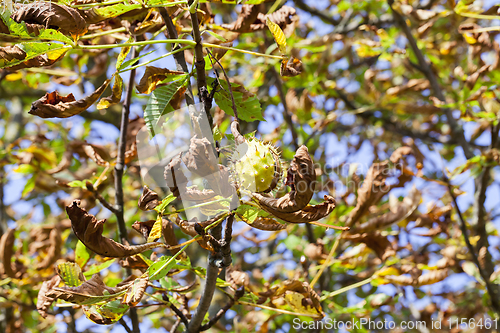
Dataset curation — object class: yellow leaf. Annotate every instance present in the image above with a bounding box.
[5,72,22,81]
[147,215,163,243]
[266,17,287,56]
[375,266,399,277]
[462,33,477,44]
[283,291,323,318]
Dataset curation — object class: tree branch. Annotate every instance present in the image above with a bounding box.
[113,45,141,333]
[271,68,299,150]
[189,1,213,128]
[388,0,474,160]
[446,177,500,315]
[158,8,195,105]
[200,287,245,331]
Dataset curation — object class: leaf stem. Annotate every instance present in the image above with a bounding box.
[76,39,196,50]
[202,42,284,59]
[117,46,193,74]
[320,276,374,301]
[310,231,344,287]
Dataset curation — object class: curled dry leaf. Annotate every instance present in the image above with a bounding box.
[182,136,235,198]
[280,57,303,77]
[97,75,123,110]
[342,231,395,261]
[123,275,149,306]
[355,186,421,233]
[222,5,297,34]
[273,280,323,318]
[49,274,128,304]
[29,79,111,118]
[268,195,337,224]
[36,228,62,270]
[164,152,189,198]
[304,241,327,262]
[243,216,286,231]
[132,220,156,240]
[12,2,87,37]
[138,186,159,211]
[253,145,315,214]
[37,275,62,318]
[382,269,449,286]
[82,143,107,166]
[120,255,149,271]
[389,146,413,164]
[67,200,161,257]
[125,117,145,164]
[0,229,16,278]
[161,217,181,254]
[221,5,260,32]
[136,66,186,94]
[0,46,26,63]
[227,265,250,290]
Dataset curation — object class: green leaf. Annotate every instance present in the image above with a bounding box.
[75,240,93,268]
[203,30,227,42]
[118,50,155,71]
[154,193,176,214]
[68,180,88,189]
[0,13,73,44]
[22,176,35,198]
[83,300,129,324]
[0,42,69,69]
[83,259,116,279]
[116,37,133,70]
[146,0,191,7]
[207,78,264,122]
[148,255,176,281]
[236,204,260,224]
[93,3,142,19]
[144,76,189,137]
[57,262,85,287]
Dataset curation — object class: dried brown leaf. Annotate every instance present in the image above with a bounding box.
[12,2,87,37]
[164,152,189,198]
[48,274,128,304]
[82,144,107,166]
[343,232,395,261]
[136,66,186,94]
[138,186,159,211]
[132,220,156,240]
[221,5,297,34]
[227,265,250,290]
[36,228,62,270]
[125,117,145,164]
[67,200,160,257]
[182,136,235,198]
[243,216,287,231]
[269,195,337,224]
[30,79,111,118]
[37,275,62,318]
[280,57,303,77]
[0,229,16,278]
[123,275,149,306]
[253,145,315,214]
[161,217,181,254]
[355,186,421,233]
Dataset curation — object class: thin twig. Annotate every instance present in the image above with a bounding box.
[200,287,245,331]
[207,49,239,124]
[119,318,133,333]
[157,8,195,105]
[446,177,500,315]
[189,0,213,127]
[171,318,181,333]
[85,182,118,214]
[169,300,189,327]
[388,0,473,160]
[113,44,141,333]
[271,68,299,150]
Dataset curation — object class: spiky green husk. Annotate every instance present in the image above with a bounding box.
[231,139,281,193]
